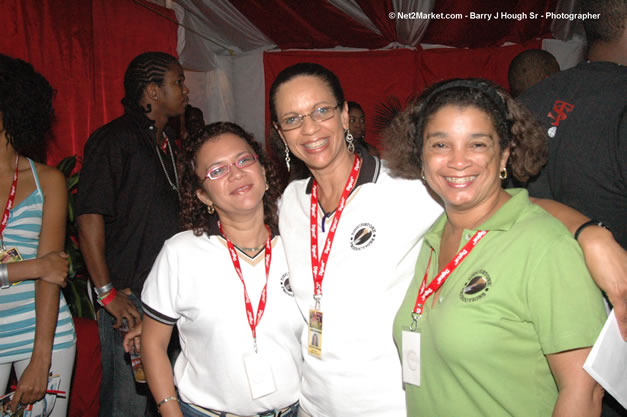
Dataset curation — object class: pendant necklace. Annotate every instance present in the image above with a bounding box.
[155,134,180,200]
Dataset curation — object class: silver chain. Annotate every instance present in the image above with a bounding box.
[155,137,180,200]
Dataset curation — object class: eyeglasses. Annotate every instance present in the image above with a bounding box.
[203,153,259,181]
[277,104,340,131]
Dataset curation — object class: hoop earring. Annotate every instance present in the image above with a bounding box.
[499,168,508,180]
[284,143,291,172]
[207,204,215,214]
[265,182,269,191]
[421,167,426,182]
[345,130,355,153]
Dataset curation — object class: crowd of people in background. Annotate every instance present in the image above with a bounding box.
[0,0,625,416]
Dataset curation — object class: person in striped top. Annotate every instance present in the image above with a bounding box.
[0,54,76,416]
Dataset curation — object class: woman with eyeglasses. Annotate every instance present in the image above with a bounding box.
[269,63,443,417]
[269,63,626,417]
[123,122,302,417]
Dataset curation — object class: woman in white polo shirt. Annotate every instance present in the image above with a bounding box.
[125,122,302,417]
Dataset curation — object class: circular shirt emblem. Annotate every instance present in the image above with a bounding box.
[280,273,293,296]
[350,223,376,250]
[459,270,492,303]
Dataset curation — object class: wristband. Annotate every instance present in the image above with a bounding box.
[97,288,117,307]
[574,220,609,241]
[157,396,178,410]
[95,282,114,297]
[0,264,9,289]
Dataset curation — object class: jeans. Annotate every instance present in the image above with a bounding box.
[98,293,152,417]
[179,398,299,417]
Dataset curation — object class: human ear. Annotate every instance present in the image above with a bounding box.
[195,188,214,207]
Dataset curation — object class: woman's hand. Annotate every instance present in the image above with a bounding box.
[37,251,69,287]
[9,356,50,412]
[123,320,143,353]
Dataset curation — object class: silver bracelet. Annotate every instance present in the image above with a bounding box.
[0,264,9,289]
[95,282,114,297]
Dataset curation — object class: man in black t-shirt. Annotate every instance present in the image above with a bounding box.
[519,2,626,415]
[76,52,189,417]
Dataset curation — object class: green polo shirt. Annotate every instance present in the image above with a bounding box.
[393,189,606,417]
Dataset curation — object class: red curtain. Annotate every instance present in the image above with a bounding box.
[0,0,178,166]
[264,40,542,150]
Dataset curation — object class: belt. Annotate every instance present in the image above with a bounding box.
[189,401,299,417]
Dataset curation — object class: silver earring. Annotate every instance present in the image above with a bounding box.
[265,182,269,191]
[499,168,508,180]
[207,204,215,214]
[284,144,291,172]
[345,130,355,153]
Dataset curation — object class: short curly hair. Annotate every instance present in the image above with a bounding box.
[383,78,547,183]
[179,122,283,236]
[0,54,55,161]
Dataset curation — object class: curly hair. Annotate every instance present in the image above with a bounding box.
[179,122,283,236]
[268,63,346,183]
[122,52,178,114]
[0,54,55,161]
[383,78,547,183]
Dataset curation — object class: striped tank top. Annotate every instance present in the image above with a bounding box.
[0,158,76,363]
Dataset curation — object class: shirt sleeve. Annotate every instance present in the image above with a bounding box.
[141,241,179,325]
[526,233,607,355]
[76,127,124,217]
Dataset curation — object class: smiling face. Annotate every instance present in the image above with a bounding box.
[274,75,350,173]
[194,133,266,220]
[156,62,189,118]
[422,105,510,215]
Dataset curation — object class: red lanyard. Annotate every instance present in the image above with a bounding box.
[219,221,272,352]
[160,134,169,154]
[310,155,362,303]
[1,155,19,242]
[411,230,488,325]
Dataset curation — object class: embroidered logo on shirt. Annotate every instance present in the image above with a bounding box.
[350,223,376,250]
[459,270,492,302]
[280,272,293,296]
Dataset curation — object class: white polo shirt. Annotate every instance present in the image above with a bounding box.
[142,228,303,415]
[278,154,443,417]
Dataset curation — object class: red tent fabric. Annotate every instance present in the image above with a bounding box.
[0,0,178,166]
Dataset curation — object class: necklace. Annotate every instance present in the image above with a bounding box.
[236,243,266,253]
[155,135,180,200]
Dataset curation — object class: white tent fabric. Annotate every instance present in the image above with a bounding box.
[166,0,585,145]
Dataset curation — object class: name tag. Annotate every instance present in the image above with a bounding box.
[308,309,323,358]
[243,352,276,399]
[402,330,421,386]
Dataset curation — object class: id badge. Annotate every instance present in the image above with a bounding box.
[0,247,23,264]
[308,309,323,358]
[243,352,276,399]
[402,330,421,386]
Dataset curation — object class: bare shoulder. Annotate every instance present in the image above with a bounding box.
[32,162,66,195]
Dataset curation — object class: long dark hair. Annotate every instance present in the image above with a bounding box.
[179,122,283,236]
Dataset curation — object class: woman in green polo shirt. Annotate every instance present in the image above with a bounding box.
[385,79,606,417]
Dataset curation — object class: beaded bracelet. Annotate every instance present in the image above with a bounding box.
[157,396,178,411]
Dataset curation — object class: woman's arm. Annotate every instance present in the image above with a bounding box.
[532,198,627,340]
[141,316,182,417]
[4,252,69,286]
[547,348,604,417]
[10,166,67,410]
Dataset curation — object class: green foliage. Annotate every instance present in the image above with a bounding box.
[57,156,95,319]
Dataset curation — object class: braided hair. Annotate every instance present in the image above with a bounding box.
[122,52,178,114]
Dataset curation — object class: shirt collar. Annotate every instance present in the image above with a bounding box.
[304,149,381,195]
[424,188,530,250]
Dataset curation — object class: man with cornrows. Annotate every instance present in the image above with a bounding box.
[76,51,189,416]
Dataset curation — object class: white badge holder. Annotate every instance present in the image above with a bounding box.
[402,330,421,386]
[243,352,277,399]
